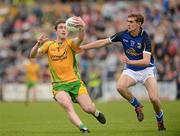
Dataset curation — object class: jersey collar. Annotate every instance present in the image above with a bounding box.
[128,27,144,37]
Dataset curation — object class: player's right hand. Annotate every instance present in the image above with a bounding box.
[37,34,48,45]
[119,54,129,64]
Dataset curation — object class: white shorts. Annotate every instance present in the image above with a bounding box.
[122,67,157,83]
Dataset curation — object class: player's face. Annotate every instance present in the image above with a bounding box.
[56,23,68,39]
[127,17,140,32]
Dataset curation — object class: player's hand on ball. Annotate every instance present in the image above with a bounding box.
[37,34,48,45]
[71,16,86,28]
[66,16,86,34]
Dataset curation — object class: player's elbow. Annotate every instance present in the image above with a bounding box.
[29,55,35,58]
[29,54,33,58]
[29,52,36,58]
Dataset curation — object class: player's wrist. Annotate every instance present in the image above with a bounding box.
[108,37,112,43]
[37,41,42,46]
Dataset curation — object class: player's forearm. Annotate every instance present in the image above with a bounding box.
[30,42,40,58]
[77,28,85,45]
[81,38,110,50]
[128,59,150,66]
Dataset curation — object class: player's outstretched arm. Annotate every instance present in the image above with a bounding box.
[71,16,86,46]
[30,34,48,58]
[80,38,111,50]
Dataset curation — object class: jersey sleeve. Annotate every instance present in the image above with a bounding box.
[143,32,152,54]
[109,32,123,43]
[39,41,53,54]
[66,39,82,54]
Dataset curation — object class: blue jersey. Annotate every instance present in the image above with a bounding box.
[109,29,155,71]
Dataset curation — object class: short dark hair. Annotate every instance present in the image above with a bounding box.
[54,19,66,30]
[128,13,144,25]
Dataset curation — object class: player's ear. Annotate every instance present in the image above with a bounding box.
[137,22,141,27]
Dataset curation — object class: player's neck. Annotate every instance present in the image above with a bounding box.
[130,28,141,37]
[56,38,65,44]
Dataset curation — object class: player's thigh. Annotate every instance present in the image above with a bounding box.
[76,81,95,110]
[77,94,96,112]
[144,77,159,98]
[117,73,136,88]
[55,91,73,109]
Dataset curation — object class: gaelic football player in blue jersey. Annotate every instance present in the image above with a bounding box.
[80,13,166,131]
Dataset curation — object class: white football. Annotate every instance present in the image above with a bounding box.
[66,17,81,34]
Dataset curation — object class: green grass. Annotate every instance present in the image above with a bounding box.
[0,101,180,136]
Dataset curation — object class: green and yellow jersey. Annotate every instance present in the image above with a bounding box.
[24,60,40,88]
[39,38,88,102]
[24,61,40,82]
[39,38,82,86]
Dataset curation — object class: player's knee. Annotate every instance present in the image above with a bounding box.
[60,102,73,112]
[116,84,126,92]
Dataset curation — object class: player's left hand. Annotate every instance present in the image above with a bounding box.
[71,16,86,28]
[120,55,130,64]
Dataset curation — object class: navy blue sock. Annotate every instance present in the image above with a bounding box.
[130,97,140,108]
[156,111,163,122]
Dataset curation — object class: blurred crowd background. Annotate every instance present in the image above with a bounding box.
[0,0,179,99]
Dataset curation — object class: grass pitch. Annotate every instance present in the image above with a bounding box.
[0,101,180,136]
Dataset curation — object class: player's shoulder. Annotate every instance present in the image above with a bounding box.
[45,40,56,45]
[65,38,73,43]
[42,40,56,47]
[64,38,74,46]
[141,29,149,37]
[141,29,152,43]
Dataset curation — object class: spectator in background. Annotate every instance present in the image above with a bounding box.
[24,59,40,105]
[88,66,102,100]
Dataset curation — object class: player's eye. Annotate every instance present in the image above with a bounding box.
[128,21,134,23]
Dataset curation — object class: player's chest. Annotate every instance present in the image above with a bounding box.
[48,45,71,61]
[122,37,144,51]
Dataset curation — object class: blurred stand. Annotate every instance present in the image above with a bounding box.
[0,78,3,101]
[0,0,179,101]
[2,81,177,101]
